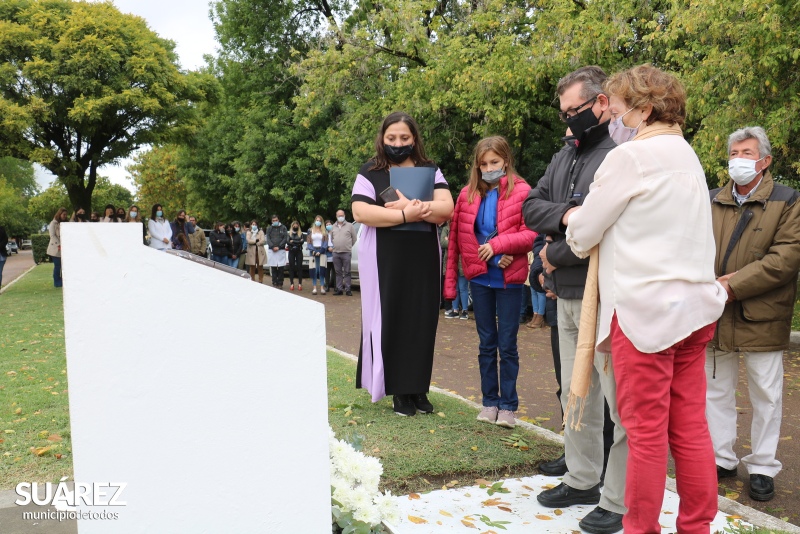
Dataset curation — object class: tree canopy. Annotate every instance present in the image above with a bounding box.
[0,0,215,212]
[168,0,799,225]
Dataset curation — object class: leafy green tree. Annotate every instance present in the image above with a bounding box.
[128,145,206,222]
[0,157,39,235]
[0,0,214,212]
[0,157,37,198]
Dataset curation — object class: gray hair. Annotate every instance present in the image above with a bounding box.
[727,126,772,158]
[557,66,608,100]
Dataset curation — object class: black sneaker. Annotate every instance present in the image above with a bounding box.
[444,310,459,319]
[346,290,353,296]
[333,290,343,296]
[392,395,416,416]
[411,393,434,414]
[536,482,601,508]
[578,506,623,534]
[460,311,469,320]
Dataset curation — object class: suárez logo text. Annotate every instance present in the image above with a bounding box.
[15,480,127,507]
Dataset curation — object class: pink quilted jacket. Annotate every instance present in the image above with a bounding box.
[444,175,536,299]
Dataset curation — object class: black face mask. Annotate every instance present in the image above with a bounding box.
[77,213,86,220]
[564,105,600,141]
[384,144,414,164]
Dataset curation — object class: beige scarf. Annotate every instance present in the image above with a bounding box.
[563,121,684,431]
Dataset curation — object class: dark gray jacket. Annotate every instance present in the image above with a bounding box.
[522,122,617,300]
[266,224,288,249]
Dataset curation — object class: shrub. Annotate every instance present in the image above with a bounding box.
[31,233,50,264]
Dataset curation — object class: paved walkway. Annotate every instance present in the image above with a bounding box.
[0,250,35,291]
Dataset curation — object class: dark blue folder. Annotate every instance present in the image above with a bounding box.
[390,167,435,231]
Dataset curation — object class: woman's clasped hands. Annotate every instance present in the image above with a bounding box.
[385,189,433,222]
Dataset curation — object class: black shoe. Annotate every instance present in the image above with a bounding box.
[578,506,623,534]
[539,453,568,476]
[346,290,353,296]
[536,482,601,508]
[749,474,775,501]
[392,395,416,417]
[717,464,738,480]
[333,290,343,296]
[411,393,434,414]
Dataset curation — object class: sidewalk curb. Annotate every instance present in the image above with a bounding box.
[326,345,799,532]
[790,331,800,346]
[0,263,37,294]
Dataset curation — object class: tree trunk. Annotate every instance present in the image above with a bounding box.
[61,160,97,213]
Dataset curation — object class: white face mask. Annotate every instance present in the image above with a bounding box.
[337,216,345,223]
[728,157,764,186]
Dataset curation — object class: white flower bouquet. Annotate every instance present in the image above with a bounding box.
[330,428,399,533]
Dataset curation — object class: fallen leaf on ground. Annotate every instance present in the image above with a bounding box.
[536,514,553,520]
[440,510,452,517]
[461,519,477,528]
[408,493,421,500]
[408,515,427,524]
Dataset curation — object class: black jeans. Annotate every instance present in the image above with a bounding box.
[287,248,303,284]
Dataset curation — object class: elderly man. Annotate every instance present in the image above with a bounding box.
[707,126,800,502]
[330,209,357,296]
[523,65,627,534]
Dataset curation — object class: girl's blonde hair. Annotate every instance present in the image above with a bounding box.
[125,205,141,223]
[467,136,523,203]
[310,214,327,238]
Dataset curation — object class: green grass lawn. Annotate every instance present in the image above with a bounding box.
[793,297,800,331]
[0,265,561,494]
[328,353,562,495]
[0,265,72,488]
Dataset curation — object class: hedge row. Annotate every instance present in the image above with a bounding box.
[31,233,50,264]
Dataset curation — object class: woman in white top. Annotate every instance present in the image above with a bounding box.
[147,204,172,251]
[306,214,328,295]
[564,65,726,534]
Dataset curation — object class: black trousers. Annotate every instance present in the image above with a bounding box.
[270,266,285,286]
[287,248,303,284]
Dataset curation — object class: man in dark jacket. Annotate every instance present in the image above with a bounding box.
[522,66,626,534]
[707,126,800,502]
[266,215,289,288]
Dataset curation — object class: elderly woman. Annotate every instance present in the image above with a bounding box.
[564,65,726,534]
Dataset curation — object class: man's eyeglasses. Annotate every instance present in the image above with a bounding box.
[558,95,598,122]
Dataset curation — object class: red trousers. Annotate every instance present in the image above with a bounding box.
[611,315,717,534]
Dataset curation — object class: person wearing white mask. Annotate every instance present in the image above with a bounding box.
[706,126,800,503]
[245,220,266,283]
[147,204,172,251]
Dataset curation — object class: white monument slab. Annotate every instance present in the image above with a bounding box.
[60,223,330,533]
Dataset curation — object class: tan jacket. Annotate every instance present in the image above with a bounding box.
[710,171,800,352]
[47,220,61,257]
[245,230,266,266]
[189,226,206,255]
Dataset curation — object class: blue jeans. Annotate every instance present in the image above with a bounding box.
[310,254,326,285]
[470,282,522,411]
[0,254,5,288]
[50,255,62,287]
[451,275,469,312]
[531,288,547,315]
[211,254,228,264]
